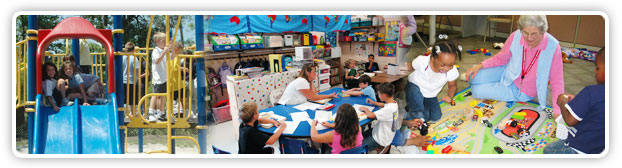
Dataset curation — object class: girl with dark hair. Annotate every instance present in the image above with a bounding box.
[405,39,462,125]
[42,62,62,111]
[310,103,363,154]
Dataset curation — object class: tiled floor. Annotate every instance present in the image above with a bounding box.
[203,35,597,154]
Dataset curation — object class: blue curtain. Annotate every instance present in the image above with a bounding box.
[249,15,312,33]
[311,15,351,32]
[204,15,249,34]
[204,15,351,34]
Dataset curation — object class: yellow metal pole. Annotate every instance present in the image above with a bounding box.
[165,15,172,154]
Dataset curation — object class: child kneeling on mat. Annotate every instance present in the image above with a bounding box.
[404,39,461,126]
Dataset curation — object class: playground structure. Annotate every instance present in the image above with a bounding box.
[15,15,211,154]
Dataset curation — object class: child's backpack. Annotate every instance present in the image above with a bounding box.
[218,62,233,88]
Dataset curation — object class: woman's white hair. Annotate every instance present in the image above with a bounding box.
[518,15,548,32]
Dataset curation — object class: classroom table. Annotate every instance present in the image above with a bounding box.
[370,70,411,84]
[257,87,379,138]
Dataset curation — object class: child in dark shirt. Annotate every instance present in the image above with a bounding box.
[238,102,287,154]
[544,47,605,154]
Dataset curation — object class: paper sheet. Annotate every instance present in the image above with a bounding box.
[275,121,299,134]
[259,111,286,121]
[314,110,333,130]
[313,98,332,104]
[363,72,375,77]
[314,110,332,121]
[290,111,311,122]
[293,102,322,111]
[352,104,375,114]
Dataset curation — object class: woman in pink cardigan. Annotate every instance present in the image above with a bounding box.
[465,15,564,116]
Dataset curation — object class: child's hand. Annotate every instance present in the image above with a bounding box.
[442,95,452,103]
[557,93,575,107]
[406,119,424,128]
[311,120,318,127]
[329,92,338,98]
[321,121,332,128]
[359,107,369,112]
[83,102,90,106]
[366,98,375,105]
[279,121,287,129]
[53,106,60,112]
[412,135,431,147]
[272,119,281,127]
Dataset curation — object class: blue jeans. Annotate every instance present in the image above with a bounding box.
[470,66,534,102]
[405,82,442,122]
[363,135,380,150]
[543,140,578,154]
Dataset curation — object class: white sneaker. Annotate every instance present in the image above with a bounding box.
[147,114,158,122]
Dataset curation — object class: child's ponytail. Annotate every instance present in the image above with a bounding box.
[430,35,462,61]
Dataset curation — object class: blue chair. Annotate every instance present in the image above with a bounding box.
[278,138,319,154]
[212,145,231,154]
[340,144,369,154]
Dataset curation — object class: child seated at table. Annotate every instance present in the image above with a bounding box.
[359,82,398,153]
[341,75,376,101]
[238,102,287,154]
[310,103,364,154]
[344,59,360,89]
[543,47,605,154]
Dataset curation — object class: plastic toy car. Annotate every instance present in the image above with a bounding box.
[494,146,503,154]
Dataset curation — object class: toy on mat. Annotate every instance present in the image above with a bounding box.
[418,122,429,136]
[494,146,504,154]
[442,145,453,154]
[493,42,504,49]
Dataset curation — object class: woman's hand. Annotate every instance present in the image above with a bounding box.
[465,64,483,82]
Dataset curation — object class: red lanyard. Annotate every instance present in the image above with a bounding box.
[521,47,541,80]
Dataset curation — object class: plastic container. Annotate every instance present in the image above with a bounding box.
[212,105,232,124]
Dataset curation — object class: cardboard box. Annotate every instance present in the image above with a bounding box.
[284,35,293,46]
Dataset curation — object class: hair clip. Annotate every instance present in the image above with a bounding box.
[428,47,433,51]
[457,45,463,52]
[438,34,448,40]
[435,46,441,54]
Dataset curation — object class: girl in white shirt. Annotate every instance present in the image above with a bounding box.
[277,63,338,105]
[42,62,62,111]
[405,40,462,125]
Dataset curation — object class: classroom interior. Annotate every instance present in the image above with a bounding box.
[199,15,604,154]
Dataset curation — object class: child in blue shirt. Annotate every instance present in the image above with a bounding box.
[341,75,376,101]
[544,47,605,154]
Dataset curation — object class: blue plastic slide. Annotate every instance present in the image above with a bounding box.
[32,93,121,154]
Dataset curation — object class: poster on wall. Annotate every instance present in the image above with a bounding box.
[354,43,372,57]
[385,21,399,41]
[378,41,396,57]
